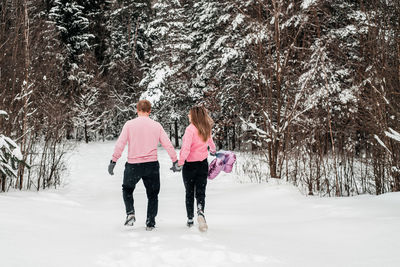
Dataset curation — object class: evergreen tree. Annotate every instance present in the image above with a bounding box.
[49,0,94,68]
[142,0,195,146]
[105,0,152,135]
[0,111,24,192]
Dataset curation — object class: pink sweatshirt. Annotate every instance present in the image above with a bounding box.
[178,124,216,166]
[112,116,177,164]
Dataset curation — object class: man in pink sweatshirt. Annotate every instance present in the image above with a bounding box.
[108,100,178,230]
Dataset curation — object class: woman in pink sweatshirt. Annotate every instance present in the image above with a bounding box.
[178,106,216,231]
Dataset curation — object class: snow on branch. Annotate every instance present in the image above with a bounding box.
[240,117,271,143]
[385,128,400,143]
[0,134,24,178]
[301,0,318,10]
[374,135,391,154]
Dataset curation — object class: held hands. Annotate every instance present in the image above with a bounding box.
[108,160,116,175]
[170,160,182,172]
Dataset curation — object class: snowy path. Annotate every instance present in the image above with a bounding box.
[1,142,400,267]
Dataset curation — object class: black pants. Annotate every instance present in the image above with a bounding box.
[122,161,160,226]
[182,159,208,219]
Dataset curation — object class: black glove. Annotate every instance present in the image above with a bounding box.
[170,160,182,172]
[108,160,116,175]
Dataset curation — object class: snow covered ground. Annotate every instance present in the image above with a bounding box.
[1,141,400,267]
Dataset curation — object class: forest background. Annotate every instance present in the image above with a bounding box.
[0,0,399,196]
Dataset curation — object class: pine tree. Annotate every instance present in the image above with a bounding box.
[0,111,24,192]
[104,0,152,135]
[142,0,195,146]
[73,84,102,143]
[49,0,94,68]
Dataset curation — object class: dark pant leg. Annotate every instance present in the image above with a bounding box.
[122,163,141,215]
[122,185,135,215]
[142,162,160,226]
[195,160,208,213]
[182,164,196,219]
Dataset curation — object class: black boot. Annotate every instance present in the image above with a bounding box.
[146,218,156,231]
[187,218,194,227]
[124,214,136,226]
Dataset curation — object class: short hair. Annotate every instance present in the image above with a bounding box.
[137,100,151,113]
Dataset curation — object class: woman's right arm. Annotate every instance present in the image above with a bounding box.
[207,134,216,154]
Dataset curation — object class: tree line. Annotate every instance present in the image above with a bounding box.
[0,0,399,195]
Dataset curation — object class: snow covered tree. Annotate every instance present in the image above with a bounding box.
[0,0,75,191]
[49,0,93,68]
[0,135,23,192]
[79,0,111,64]
[357,0,400,193]
[1,0,399,195]
[103,0,152,136]
[0,111,26,192]
[72,73,102,143]
[49,0,112,143]
[192,0,318,177]
[141,0,195,146]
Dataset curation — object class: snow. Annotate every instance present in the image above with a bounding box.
[232,14,245,30]
[140,87,163,104]
[213,36,228,50]
[220,48,238,66]
[218,14,231,24]
[385,128,400,143]
[147,67,172,90]
[332,25,358,39]
[301,0,317,9]
[339,88,356,104]
[374,134,392,153]
[0,110,7,116]
[1,141,400,266]
[0,135,22,161]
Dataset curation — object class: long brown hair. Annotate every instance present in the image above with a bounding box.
[190,106,213,142]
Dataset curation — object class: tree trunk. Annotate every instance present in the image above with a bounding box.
[232,124,236,151]
[224,126,228,149]
[268,139,280,178]
[18,0,31,190]
[393,172,400,192]
[1,174,6,192]
[84,122,89,143]
[174,119,179,148]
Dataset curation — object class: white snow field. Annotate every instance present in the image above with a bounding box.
[1,141,400,267]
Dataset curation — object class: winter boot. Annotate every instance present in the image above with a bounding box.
[197,210,208,232]
[187,218,194,228]
[124,214,136,226]
[146,218,155,231]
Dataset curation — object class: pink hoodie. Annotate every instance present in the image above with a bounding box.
[178,124,216,166]
[112,116,177,164]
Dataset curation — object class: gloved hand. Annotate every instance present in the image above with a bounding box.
[170,160,182,172]
[210,150,216,156]
[108,160,116,175]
